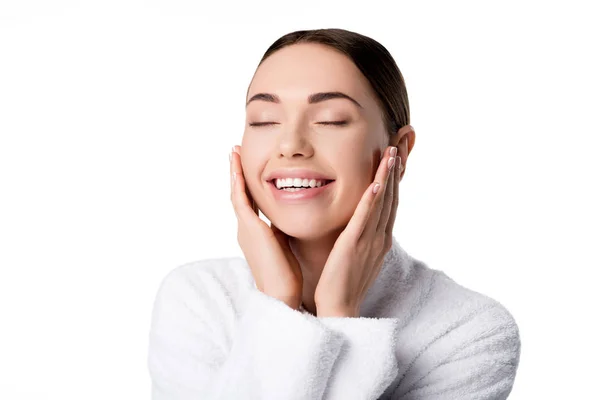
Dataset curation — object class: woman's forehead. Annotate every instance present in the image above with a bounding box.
[248,45,370,101]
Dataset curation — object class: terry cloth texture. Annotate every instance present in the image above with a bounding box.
[147,236,521,399]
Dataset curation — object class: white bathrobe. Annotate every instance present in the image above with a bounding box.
[147,236,521,399]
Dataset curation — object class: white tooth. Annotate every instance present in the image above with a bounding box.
[276,177,329,189]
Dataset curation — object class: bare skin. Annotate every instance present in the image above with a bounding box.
[230,43,416,317]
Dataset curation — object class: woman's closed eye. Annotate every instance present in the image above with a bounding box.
[249,121,349,127]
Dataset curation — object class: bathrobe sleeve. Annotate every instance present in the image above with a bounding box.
[391,305,521,400]
[317,316,401,400]
[148,267,345,400]
[147,265,405,400]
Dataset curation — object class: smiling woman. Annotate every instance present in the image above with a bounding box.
[147,28,521,400]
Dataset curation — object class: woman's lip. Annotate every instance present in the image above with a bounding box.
[268,180,335,203]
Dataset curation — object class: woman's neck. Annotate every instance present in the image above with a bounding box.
[289,227,344,316]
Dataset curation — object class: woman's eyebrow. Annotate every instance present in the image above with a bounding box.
[245,91,363,109]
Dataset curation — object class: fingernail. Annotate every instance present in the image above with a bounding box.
[387,156,396,170]
[229,151,232,162]
[396,156,402,171]
[373,183,380,194]
[232,172,237,183]
[390,147,397,157]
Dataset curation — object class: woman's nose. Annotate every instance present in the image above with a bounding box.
[277,126,314,159]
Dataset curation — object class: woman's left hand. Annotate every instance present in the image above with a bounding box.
[314,145,404,318]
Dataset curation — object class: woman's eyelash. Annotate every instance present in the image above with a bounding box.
[249,121,349,127]
[248,122,276,127]
[319,121,349,126]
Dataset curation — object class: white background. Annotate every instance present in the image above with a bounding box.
[1,1,598,398]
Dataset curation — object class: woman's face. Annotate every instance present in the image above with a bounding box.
[242,43,390,240]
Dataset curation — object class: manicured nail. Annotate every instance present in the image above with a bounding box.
[390,147,397,157]
[387,156,396,170]
[229,151,232,162]
[396,156,402,171]
[232,172,237,183]
[373,183,380,194]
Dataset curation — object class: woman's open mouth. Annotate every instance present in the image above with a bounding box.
[268,179,335,202]
[270,179,335,191]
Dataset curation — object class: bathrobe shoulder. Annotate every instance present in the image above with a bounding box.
[147,238,521,400]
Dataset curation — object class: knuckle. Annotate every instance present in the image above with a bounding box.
[373,234,385,250]
[384,235,392,252]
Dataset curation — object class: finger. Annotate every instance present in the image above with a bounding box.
[230,146,256,221]
[249,188,259,215]
[362,146,396,238]
[385,156,402,237]
[229,146,234,193]
[233,145,260,216]
[342,181,376,242]
[385,128,409,237]
[344,146,396,241]
[376,148,397,233]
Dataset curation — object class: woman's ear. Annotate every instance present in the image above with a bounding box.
[392,125,415,180]
[405,127,416,156]
[390,124,415,154]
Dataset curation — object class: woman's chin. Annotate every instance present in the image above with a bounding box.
[270,215,333,240]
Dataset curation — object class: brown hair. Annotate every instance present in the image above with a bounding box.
[250,28,410,136]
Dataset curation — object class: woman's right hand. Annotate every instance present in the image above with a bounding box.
[229,145,304,310]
